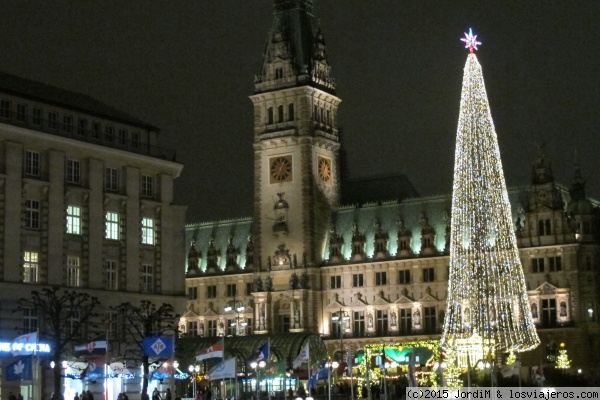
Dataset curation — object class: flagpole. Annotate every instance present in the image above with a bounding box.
[34,329,39,400]
[106,330,110,400]
[348,348,354,400]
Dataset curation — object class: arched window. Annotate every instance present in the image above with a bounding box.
[288,103,294,121]
[545,219,551,235]
[278,105,284,123]
[268,107,273,124]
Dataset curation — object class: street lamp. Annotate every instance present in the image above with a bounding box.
[251,360,266,399]
[382,361,396,400]
[224,293,247,336]
[331,310,349,363]
[325,360,339,400]
[188,364,200,398]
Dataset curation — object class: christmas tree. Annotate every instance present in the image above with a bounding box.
[441,30,539,354]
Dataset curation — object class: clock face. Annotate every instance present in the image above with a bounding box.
[318,157,332,183]
[270,156,292,183]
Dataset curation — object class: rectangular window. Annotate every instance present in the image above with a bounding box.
[25,150,40,177]
[141,217,155,245]
[188,287,198,300]
[16,104,27,123]
[375,271,387,286]
[226,284,237,297]
[400,308,412,335]
[23,308,38,332]
[398,269,411,284]
[132,132,140,149]
[586,256,592,271]
[532,258,545,273]
[207,285,217,298]
[105,260,118,290]
[549,256,562,272]
[47,112,58,130]
[92,122,101,139]
[246,282,253,295]
[32,107,42,126]
[352,273,364,287]
[66,159,81,184]
[62,115,73,133]
[246,318,254,335]
[23,251,39,283]
[424,306,436,333]
[376,309,388,336]
[541,299,557,328]
[142,264,154,293]
[105,167,119,191]
[0,100,11,119]
[105,212,119,240]
[78,119,88,136]
[25,200,40,229]
[353,311,365,337]
[141,175,154,198]
[330,275,342,289]
[105,126,114,143]
[207,320,217,337]
[106,312,119,340]
[66,205,81,235]
[66,256,80,287]
[423,267,435,282]
[67,308,80,336]
[227,319,236,336]
[278,315,290,333]
[188,321,198,336]
[118,129,128,145]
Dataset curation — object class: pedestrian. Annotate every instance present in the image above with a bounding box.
[165,389,171,400]
[8,392,16,400]
[74,392,80,400]
[17,394,23,400]
[152,388,161,400]
[87,390,94,400]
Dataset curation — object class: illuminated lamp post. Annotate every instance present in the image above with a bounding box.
[188,364,200,398]
[224,293,247,336]
[250,360,266,400]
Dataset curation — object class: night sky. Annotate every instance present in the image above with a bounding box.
[1,1,598,222]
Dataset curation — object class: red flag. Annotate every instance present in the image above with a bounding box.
[196,339,224,361]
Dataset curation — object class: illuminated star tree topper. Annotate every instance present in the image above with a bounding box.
[461,28,482,53]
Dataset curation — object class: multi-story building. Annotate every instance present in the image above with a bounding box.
[0,71,187,398]
[182,0,599,380]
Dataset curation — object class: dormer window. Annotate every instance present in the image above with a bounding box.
[275,68,283,79]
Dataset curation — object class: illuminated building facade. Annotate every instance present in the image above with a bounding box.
[183,0,599,376]
[0,71,187,398]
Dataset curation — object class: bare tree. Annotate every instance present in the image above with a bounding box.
[16,286,100,398]
[111,300,178,398]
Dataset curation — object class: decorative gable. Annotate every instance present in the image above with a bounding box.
[348,293,368,307]
[182,309,199,319]
[418,293,438,303]
[535,282,558,295]
[324,298,345,311]
[394,295,414,305]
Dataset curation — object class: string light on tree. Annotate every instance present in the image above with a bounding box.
[556,342,571,369]
[441,29,540,356]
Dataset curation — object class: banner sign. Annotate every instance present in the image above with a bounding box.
[142,335,174,358]
[0,342,50,354]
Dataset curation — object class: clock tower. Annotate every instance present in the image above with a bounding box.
[250,0,341,277]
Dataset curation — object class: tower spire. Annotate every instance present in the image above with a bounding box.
[255,0,335,94]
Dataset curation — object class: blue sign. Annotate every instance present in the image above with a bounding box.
[142,336,174,358]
